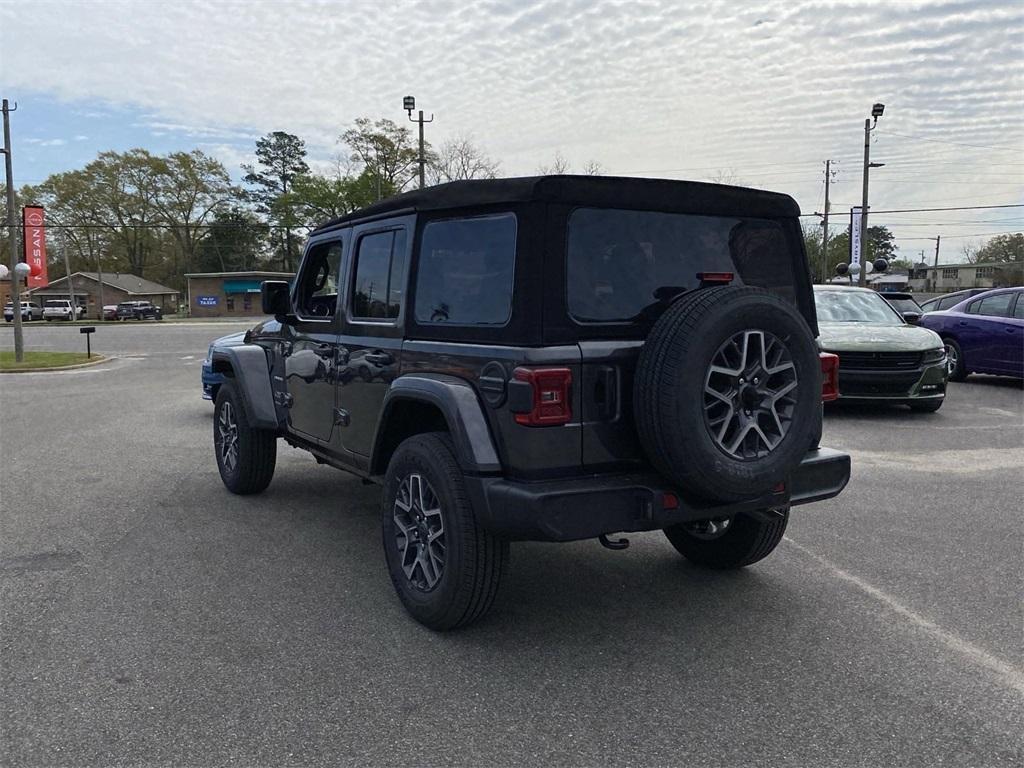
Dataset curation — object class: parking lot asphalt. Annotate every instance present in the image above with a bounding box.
[1,323,1022,767]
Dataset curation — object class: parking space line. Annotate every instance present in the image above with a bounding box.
[783,536,1024,695]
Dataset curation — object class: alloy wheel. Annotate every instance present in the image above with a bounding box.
[217,401,239,473]
[703,329,799,460]
[945,344,958,376]
[393,473,446,591]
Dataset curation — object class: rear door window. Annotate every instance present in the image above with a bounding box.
[351,229,407,320]
[972,292,1013,318]
[566,208,795,322]
[414,214,516,325]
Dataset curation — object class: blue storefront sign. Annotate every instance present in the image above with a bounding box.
[197,296,218,307]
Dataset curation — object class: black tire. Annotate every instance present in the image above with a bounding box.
[634,286,820,502]
[944,337,968,382]
[910,399,944,413]
[214,379,276,494]
[382,432,509,630]
[664,508,789,569]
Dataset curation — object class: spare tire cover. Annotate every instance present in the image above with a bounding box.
[634,285,819,502]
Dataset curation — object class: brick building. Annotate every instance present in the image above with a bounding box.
[185,271,294,318]
[26,272,179,319]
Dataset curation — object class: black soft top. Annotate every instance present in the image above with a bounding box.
[312,175,801,234]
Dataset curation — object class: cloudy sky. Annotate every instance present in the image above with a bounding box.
[1,0,1022,262]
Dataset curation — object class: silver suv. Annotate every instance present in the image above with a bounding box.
[42,299,86,321]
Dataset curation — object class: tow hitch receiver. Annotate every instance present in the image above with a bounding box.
[598,533,630,550]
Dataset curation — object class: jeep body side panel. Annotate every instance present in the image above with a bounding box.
[400,341,583,480]
[210,345,278,430]
[335,214,415,457]
[374,374,501,474]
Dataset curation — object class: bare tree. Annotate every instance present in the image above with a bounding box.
[581,159,604,176]
[537,150,572,175]
[707,168,745,186]
[428,135,501,184]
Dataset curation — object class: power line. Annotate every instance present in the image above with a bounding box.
[799,203,1024,218]
[875,129,1024,154]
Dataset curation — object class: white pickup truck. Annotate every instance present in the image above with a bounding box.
[42,299,86,321]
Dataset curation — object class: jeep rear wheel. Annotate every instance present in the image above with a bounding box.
[214,379,276,494]
[664,508,789,569]
[634,286,820,502]
[382,433,509,630]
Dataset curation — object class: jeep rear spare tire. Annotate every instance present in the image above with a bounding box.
[634,286,819,502]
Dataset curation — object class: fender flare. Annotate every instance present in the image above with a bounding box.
[211,345,278,430]
[372,374,501,474]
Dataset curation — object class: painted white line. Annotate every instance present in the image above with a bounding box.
[180,355,195,360]
[844,447,1024,474]
[784,537,1024,696]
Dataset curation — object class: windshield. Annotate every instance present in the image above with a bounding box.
[567,208,796,322]
[816,290,904,325]
[885,297,920,314]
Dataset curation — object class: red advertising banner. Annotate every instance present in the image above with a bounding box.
[22,205,49,289]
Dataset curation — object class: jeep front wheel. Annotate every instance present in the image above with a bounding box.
[214,379,276,494]
[382,432,509,630]
[664,508,789,569]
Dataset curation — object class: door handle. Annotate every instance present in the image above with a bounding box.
[364,351,394,366]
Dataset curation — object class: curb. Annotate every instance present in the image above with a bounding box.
[0,355,111,374]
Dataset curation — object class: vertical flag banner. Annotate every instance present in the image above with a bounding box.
[849,206,863,269]
[22,205,49,289]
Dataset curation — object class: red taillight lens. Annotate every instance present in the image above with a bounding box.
[820,352,839,402]
[697,271,735,284]
[512,367,573,426]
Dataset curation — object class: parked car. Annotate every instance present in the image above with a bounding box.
[208,176,851,629]
[881,292,923,324]
[102,304,119,320]
[3,301,43,321]
[116,300,163,320]
[919,288,988,313]
[918,287,1024,381]
[814,285,948,411]
[42,299,86,321]
[201,331,247,401]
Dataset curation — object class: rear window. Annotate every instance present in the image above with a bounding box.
[414,214,516,326]
[566,208,795,322]
[45,301,67,307]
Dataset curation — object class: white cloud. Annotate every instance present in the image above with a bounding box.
[1,0,1021,255]
[24,138,68,146]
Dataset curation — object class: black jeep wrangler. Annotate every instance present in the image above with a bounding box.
[210,176,850,629]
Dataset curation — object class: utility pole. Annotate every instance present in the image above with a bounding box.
[820,160,835,283]
[2,98,24,362]
[404,96,434,189]
[62,243,76,319]
[858,103,886,287]
[932,234,941,292]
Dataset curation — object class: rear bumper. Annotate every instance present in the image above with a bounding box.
[469,447,851,542]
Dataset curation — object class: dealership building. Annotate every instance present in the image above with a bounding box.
[24,272,179,318]
[185,271,294,318]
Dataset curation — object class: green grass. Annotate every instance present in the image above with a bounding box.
[0,351,99,370]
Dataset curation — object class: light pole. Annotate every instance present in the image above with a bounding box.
[2,98,24,362]
[404,95,433,189]
[857,102,886,287]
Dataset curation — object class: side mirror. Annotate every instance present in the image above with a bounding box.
[261,280,293,320]
[902,311,921,324]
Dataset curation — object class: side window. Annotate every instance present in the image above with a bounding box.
[414,214,516,325]
[296,241,343,318]
[975,292,1013,318]
[351,229,407,320]
[1013,295,1024,319]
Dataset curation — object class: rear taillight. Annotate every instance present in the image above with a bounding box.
[820,352,839,402]
[697,271,734,284]
[511,367,573,426]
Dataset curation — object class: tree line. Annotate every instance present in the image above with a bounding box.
[2,119,512,290]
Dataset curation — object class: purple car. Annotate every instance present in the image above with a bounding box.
[918,287,1024,381]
